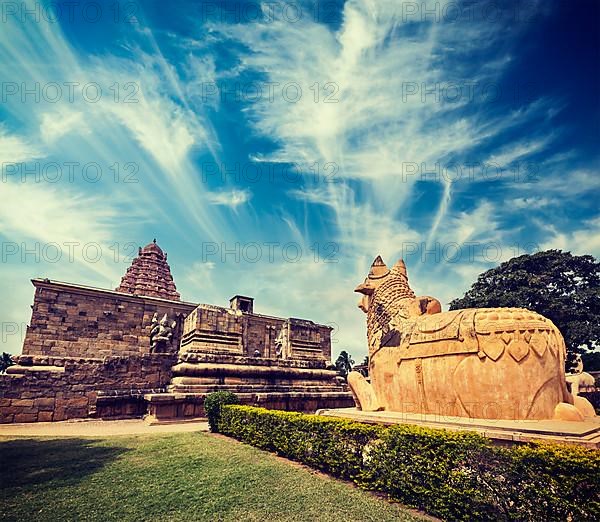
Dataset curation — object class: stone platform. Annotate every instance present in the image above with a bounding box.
[144,390,352,424]
[142,353,354,423]
[316,407,600,448]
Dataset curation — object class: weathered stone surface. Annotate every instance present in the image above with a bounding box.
[347,372,381,412]
[34,398,55,410]
[351,256,593,422]
[0,354,176,423]
[554,402,584,422]
[573,396,596,418]
[14,413,37,423]
[318,407,600,448]
[22,280,195,359]
[11,399,34,408]
[145,389,353,424]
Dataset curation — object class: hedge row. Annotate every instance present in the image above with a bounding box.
[219,405,600,521]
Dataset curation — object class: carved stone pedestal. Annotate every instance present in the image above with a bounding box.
[143,353,354,423]
[317,407,600,448]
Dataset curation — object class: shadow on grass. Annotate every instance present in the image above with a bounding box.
[0,438,130,490]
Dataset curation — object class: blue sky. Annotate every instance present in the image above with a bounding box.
[1,0,599,358]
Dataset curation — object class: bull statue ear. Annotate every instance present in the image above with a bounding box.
[368,255,390,279]
[355,281,374,295]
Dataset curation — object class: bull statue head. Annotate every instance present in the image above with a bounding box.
[354,255,390,313]
[355,256,441,322]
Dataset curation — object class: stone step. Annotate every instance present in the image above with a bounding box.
[167,384,348,394]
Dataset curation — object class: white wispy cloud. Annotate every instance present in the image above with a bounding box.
[541,217,600,258]
[206,189,252,207]
[0,8,233,242]
[212,0,554,245]
[486,135,556,167]
[0,127,39,164]
[39,109,88,144]
[204,0,563,357]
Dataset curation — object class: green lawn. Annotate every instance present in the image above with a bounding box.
[0,432,427,522]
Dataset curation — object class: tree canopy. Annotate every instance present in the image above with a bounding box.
[0,353,14,374]
[449,250,600,368]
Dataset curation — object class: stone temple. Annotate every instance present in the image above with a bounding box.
[0,240,353,424]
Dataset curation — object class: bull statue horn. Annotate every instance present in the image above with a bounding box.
[392,258,408,278]
[368,255,390,279]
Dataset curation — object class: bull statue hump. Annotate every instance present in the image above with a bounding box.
[348,256,596,422]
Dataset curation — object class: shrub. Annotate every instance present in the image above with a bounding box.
[204,392,238,432]
[219,405,381,480]
[220,405,600,521]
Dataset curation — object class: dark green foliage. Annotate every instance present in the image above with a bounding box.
[449,250,600,366]
[582,350,600,372]
[219,405,379,480]
[334,350,355,381]
[0,352,14,374]
[204,391,238,432]
[220,405,600,521]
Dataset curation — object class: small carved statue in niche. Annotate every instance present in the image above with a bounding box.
[275,324,288,359]
[150,313,177,354]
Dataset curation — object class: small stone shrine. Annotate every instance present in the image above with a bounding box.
[0,240,352,424]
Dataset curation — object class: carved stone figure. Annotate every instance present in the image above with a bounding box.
[348,256,596,421]
[275,324,289,359]
[150,313,177,354]
[566,354,596,396]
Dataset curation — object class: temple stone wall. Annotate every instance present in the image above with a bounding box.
[180,307,332,360]
[22,279,195,358]
[289,319,332,361]
[243,315,282,358]
[0,354,175,423]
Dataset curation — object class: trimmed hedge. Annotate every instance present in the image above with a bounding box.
[204,392,239,432]
[219,405,600,521]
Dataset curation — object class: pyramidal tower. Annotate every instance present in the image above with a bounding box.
[116,239,181,301]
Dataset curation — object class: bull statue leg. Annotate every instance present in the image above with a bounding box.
[347,372,382,411]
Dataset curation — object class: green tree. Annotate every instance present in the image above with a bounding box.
[357,355,369,377]
[0,353,14,374]
[449,250,600,369]
[582,351,600,372]
[335,351,355,381]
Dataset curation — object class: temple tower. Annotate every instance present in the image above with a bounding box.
[116,239,181,301]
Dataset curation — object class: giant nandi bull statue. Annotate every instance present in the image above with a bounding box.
[348,256,596,421]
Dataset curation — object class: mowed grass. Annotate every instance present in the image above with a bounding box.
[0,432,426,522]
